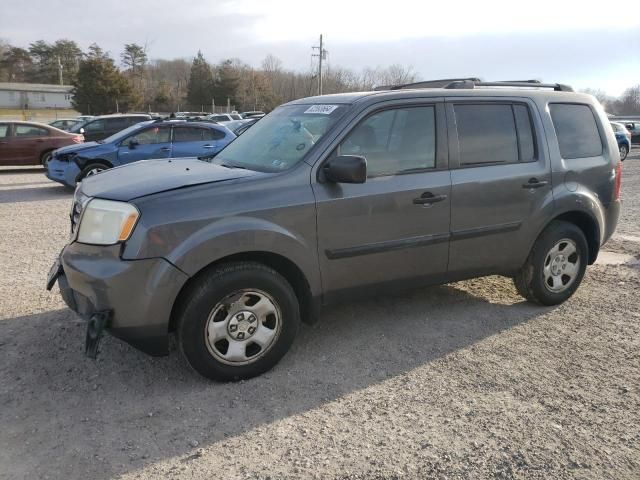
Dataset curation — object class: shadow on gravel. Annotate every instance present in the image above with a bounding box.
[0,184,71,204]
[0,285,549,479]
[0,167,46,174]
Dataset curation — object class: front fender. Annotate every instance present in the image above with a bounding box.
[125,215,322,297]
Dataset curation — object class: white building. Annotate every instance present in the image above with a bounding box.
[0,82,74,109]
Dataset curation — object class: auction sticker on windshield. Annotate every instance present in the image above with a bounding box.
[304,105,339,114]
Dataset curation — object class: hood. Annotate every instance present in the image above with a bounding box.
[79,158,265,201]
[55,141,102,155]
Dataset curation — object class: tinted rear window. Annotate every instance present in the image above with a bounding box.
[550,104,602,158]
[454,104,519,165]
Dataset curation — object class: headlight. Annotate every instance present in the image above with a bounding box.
[77,199,140,245]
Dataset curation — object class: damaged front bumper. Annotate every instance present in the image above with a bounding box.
[47,242,189,357]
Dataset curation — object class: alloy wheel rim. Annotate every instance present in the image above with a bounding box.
[620,145,628,158]
[543,238,580,293]
[204,289,282,365]
[85,167,104,177]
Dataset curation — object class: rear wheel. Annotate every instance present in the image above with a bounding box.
[514,221,588,306]
[177,262,300,381]
[78,163,108,182]
[40,150,53,168]
[619,144,628,161]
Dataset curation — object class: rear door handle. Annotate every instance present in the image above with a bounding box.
[202,144,216,149]
[522,178,548,189]
[413,192,447,205]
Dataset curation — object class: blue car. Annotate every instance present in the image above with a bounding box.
[610,122,631,161]
[46,120,235,187]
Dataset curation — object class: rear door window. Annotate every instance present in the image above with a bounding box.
[549,104,603,158]
[173,127,206,142]
[454,104,519,166]
[15,125,48,137]
[203,128,225,140]
[0,124,9,137]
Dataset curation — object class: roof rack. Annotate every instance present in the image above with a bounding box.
[444,80,573,92]
[374,78,482,91]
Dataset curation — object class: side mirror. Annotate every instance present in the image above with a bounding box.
[79,127,85,134]
[323,155,367,183]
[128,138,139,149]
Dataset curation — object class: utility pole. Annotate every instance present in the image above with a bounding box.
[57,56,64,86]
[312,34,327,96]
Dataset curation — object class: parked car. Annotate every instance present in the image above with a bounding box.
[68,114,152,142]
[623,120,640,144]
[0,121,83,167]
[76,115,94,123]
[218,118,259,135]
[241,111,265,119]
[207,113,241,122]
[46,120,235,187]
[49,119,83,131]
[175,112,210,120]
[610,122,631,160]
[48,80,621,381]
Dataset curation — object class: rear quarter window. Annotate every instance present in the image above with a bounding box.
[549,104,603,158]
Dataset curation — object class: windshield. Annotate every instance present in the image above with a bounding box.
[101,121,154,143]
[215,104,348,172]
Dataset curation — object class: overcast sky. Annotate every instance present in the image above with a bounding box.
[1,0,638,95]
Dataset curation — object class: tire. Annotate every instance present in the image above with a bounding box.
[620,144,628,161]
[513,220,588,306]
[78,163,108,182]
[40,150,53,168]
[177,262,300,381]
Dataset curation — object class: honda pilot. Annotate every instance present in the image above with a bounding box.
[47,79,622,381]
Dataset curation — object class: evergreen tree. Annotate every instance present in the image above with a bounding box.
[186,50,214,109]
[213,59,239,107]
[72,49,141,114]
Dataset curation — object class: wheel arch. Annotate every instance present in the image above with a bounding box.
[169,251,317,334]
[544,210,601,265]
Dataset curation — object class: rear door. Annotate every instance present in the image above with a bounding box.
[117,125,172,164]
[313,100,451,301]
[446,98,552,278]
[11,124,50,165]
[171,126,226,157]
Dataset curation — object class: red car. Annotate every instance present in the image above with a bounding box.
[0,121,83,167]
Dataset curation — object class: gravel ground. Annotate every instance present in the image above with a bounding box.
[0,151,639,480]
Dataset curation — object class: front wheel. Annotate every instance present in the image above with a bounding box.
[177,262,300,381]
[514,221,588,306]
[620,144,628,161]
[78,163,108,182]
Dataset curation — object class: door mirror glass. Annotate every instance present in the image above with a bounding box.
[324,155,367,183]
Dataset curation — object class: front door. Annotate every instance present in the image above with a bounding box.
[313,102,451,301]
[446,100,552,278]
[117,125,172,165]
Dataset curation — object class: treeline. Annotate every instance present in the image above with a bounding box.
[0,38,417,115]
[1,38,638,115]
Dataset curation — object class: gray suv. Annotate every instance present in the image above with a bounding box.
[47,79,622,381]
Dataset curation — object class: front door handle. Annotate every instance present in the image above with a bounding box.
[413,192,447,205]
[522,178,548,189]
[160,147,171,152]
[202,144,216,149]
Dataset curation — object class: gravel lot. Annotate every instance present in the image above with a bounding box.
[1,150,639,479]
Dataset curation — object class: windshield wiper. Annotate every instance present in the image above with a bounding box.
[219,162,248,170]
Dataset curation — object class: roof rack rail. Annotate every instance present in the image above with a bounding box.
[444,80,573,92]
[374,78,482,91]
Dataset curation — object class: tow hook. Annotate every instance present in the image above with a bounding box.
[85,311,110,359]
